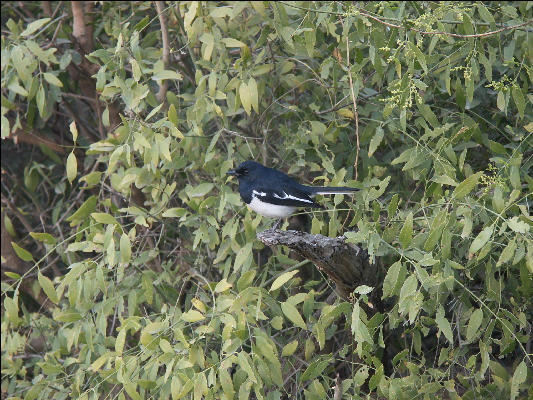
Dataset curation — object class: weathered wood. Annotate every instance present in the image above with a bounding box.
[257,228,377,301]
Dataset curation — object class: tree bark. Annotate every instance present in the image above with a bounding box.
[257,229,379,302]
[155,1,170,103]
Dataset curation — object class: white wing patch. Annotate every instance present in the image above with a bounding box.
[273,191,314,204]
[252,189,267,197]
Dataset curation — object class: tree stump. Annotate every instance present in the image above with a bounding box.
[257,228,379,302]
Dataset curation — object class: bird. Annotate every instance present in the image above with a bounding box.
[226,161,358,225]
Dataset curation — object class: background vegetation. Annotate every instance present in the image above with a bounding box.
[1,1,532,399]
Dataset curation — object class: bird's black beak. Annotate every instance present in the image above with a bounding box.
[226,169,237,176]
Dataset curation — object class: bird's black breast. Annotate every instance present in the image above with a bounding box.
[238,181,254,204]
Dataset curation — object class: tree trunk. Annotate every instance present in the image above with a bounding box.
[257,228,379,303]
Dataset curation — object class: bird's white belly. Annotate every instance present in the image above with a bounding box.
[248,197,297,218]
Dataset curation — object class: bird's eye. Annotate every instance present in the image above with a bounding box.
[240,168,248,175]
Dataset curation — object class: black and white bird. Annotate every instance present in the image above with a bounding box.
[226,161,358,220]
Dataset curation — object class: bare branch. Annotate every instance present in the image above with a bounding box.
[155,1,170,103]
[257,229,376,301]
[42,1,52,16]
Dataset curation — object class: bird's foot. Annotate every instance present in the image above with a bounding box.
[272,219,282,230]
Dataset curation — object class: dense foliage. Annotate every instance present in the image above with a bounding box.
[1,1,532,399]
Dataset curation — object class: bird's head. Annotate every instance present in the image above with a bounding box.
[226,160,262,181]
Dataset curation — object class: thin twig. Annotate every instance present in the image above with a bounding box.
[61,92,97,103]
[278,2,533,38]
[50,1,64,20]
[221,128,262,140]
[155,1,170,103]
[1,195,45,253]
[42,13,67,50]
[345,36,359,181]
[357,9,533,38]
[42,1,52,16]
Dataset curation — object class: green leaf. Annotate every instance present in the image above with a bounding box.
[239,81,252,115]
[181,309,205,323]
[38,271,59,304]
[43,72,63,88]
[510,361,527,400]
[152,70,182,81]
[183,0,198,31]
[237,352,257,383]
[115,328,126,356]
[497,239,516,267]
[237,269,256,292]
[120,233,131,264]
[162,208,187,218]
[248,77,259,113]
[466,309,483,342]
[36,84,45,117]
[452,172,483,199]
[187,183,214,198]
[409,41,427,73]
[399,274,418,314]
[1,115,10,139]
[369,365,384,391]
[469,225,494,255]
[465,75,474,103]
[55,311,82,322]
[199,33,214,61]
[353,285,374,295]
[214,278,232,293]
[21,18,51,37]
[512,86,525,119]
[281,301,307,330]
[168,103,179,127]
[233,242,252,272]
[477,3,495,23]
[4,271,21,280]
[353,366,369,388]
[4,215,16,238]
[435,305,453,343]
[351,301,373,345]
[90,352,115,372]
[388,194,399,219]
[66,152,77,183]
[417,103,438,128]
[159,338,173,354]
[424,210,447,252]
[300,359,329,382]
[221,38,247,47]
[399,212,413,249]
[368,126,384,157]
[69,121,78,142]
[91,212,119,225]
[130,58,141,82]
[382,261,402,298]
[66,196,97,226]
[497,90,506,112]
[270,270,299,291]
[11,242,34,261]
[159,136,171,161]
[281,340,298,356]
[4,296,21,325]
[507,217,530,234]
[29,232,56,245]
[145,103,163,121]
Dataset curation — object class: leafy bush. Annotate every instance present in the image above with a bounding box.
[1,2,532,399]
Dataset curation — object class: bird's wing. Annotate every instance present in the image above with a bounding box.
[251,187,322,208]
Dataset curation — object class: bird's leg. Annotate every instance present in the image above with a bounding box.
[272,219,282,230]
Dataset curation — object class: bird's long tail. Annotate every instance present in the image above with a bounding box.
[307,186,359,195]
